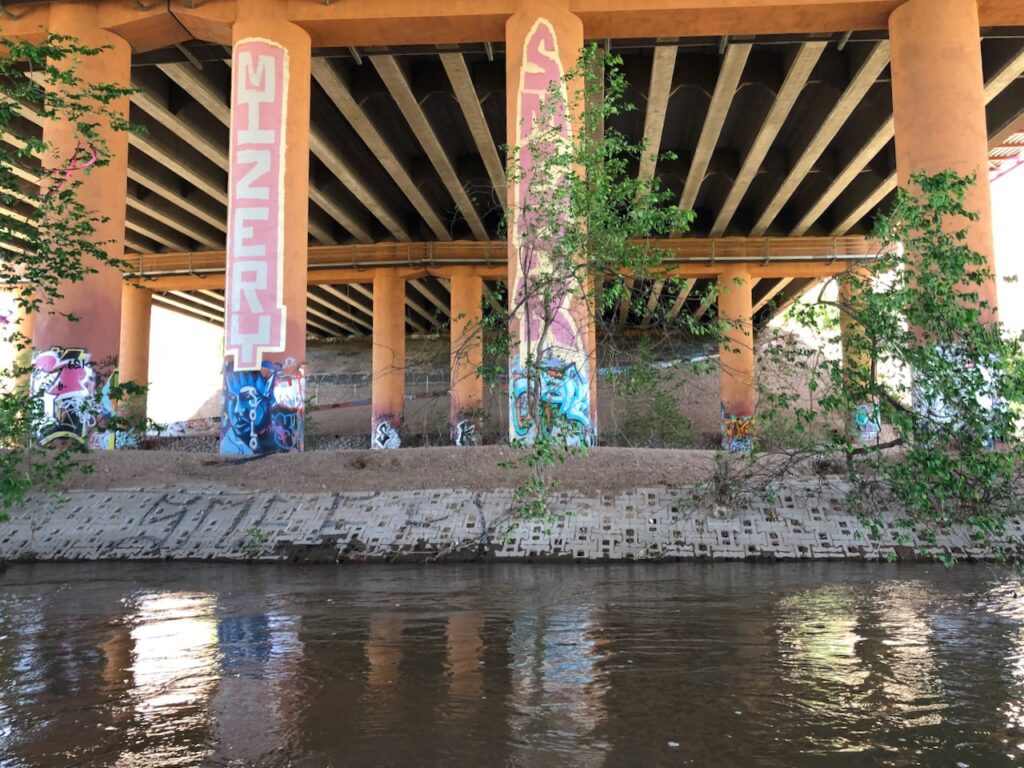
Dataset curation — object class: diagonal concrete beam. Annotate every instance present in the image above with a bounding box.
[752,277,794,314]
[409,278,451,317]
[153,293,222,324]
[712,41,827,236]
[439,51,507,212]
[312,58,451,241]
[679,43,752,212]
[308,287,374,332]
[637,40,678,185]
[789,115,894,236]
[641,280,666,328]
[751,41,891,236]
[828,50,1024,237]
[666,279,695,321]
[160,61,372,244]
[372,55,489,240]
[617,278,635,328]
[306,291,366,335]
[321,284,375,320]
[126,194,222,250]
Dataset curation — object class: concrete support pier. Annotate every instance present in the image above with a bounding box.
[718,267,756,451]
[118,283,152,423]
[449,267,483,445]
[890,0,998,321]
[30,2,130,448]
[221,3,311,455]
[372,271,405,449]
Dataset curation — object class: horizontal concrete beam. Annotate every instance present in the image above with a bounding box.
[7,1,1018,52]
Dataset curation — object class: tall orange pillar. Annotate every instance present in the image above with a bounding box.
[372,271,405,449]
[118,283,152,423]
[31,3,129,448]
[221,3,310,455]
[506,0,596,446]
[718,267,756,452]
[890,0,997,321]
[450,268,484,445]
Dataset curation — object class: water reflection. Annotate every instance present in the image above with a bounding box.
[2,563,1024,767]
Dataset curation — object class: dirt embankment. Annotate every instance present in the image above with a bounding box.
[61,446,733,495]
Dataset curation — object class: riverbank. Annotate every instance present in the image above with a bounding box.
[3,447,1019,563]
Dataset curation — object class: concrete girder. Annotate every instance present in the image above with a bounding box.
[371,55,489,240]
[160,60,370,244]
[665,279,695,321]
[305,291,366,335]
[678,43,752,212]
[711,41,827,237]
[439,51,507,212]
[641,280,666,328]
[752,277,794,314]
[409,278,451,317]
[829,51,1024,237]
[750,41,891,236]
[637,40,678,185]
[311,58,452,241]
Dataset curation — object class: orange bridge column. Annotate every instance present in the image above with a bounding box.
[718,267,756,452]
[372,271,406,449]
[31,2,129,449]
[118,283,152,429]
[890,0,997,321]
[221,4,311,455]
[839,269,880,443]
[506,0,596,446]
[450,268,484,445]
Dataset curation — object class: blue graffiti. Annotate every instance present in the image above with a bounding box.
[511,355,593,446]
[221,361,305,455]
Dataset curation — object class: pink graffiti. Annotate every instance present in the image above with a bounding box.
[512,19,582,353]
[224,39,288,371]
[33,347,93,398]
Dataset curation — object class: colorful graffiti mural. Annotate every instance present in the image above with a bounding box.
[511,356,593,446]
[221,361,305,455]
[30,346,117,446]
[372,420,401,450]
[852,403,881,442]
[722,412,755,453]
[224,38,289,372]
[508,18,593,444]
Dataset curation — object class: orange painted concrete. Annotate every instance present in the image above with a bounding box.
[118,283,152,416]
[890,0,998,323]
[228,14,311,372]
[718,266,756,418]
[31,3,130,375]
[449,268,484,437]
[10,0,1006,50]
[371,270,406,438]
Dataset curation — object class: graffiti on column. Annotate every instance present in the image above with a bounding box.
[372,419,401,450]
[852,403,881,442]
[224,38,288,372]
[721,409,755,453]
[511,356,593,444]
[453,419,478,447]
[30,347,116,446]
[221,361,305,455]
[509,18,593,446]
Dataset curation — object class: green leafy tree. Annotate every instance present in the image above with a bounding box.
[481,43,703,521]
[760,170,1024,560]
[0,33,137,514]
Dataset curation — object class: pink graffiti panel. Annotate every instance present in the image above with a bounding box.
[225,38,288,371]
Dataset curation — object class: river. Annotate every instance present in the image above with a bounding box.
[1,562,1023,767]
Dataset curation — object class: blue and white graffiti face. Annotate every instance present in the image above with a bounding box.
[511,354,593,447]
[221,362,305,455]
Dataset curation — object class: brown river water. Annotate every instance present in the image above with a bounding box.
[2,562,1024,767]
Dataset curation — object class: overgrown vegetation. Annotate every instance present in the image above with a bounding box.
[753,170,1024,560]
[0,34,138,513]
[477,43,707,522]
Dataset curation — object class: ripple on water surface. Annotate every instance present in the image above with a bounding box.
[1,562,1023,767]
